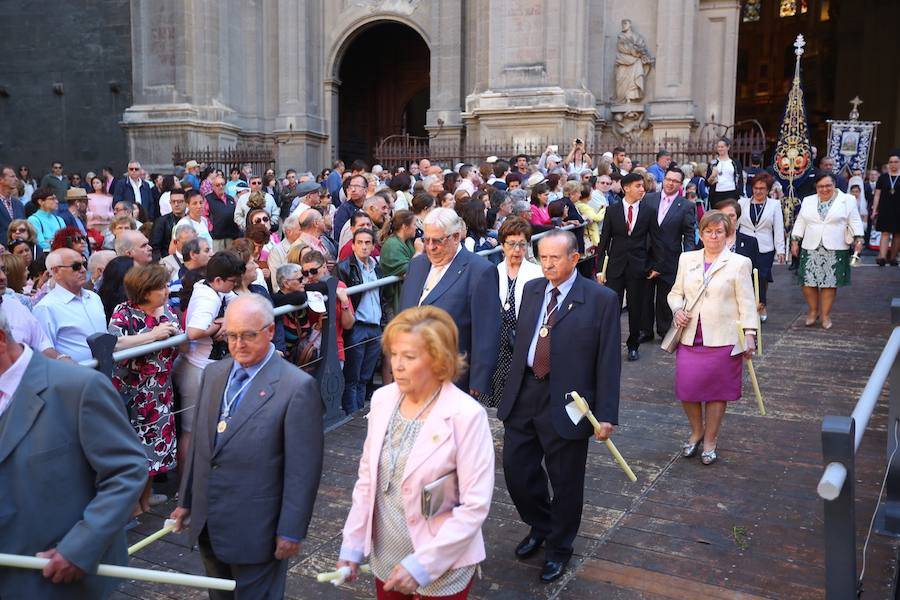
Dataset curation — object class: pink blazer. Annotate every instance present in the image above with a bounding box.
[340,382,494,586]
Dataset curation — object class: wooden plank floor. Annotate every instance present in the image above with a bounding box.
[115,261,900,599]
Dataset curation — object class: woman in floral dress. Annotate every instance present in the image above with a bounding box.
[108,263,182,512]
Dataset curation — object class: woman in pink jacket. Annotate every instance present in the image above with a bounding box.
[337,306,495,599]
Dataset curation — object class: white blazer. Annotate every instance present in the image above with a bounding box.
[667,249,757,350]
[738,197,785,255]
[497,258,543,317]
[791,192,864,251]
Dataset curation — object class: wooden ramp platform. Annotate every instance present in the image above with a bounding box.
[116,262,900,599]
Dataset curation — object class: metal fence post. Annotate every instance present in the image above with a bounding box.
[87,333,117,378]
[876,298,900,536]
[822,415,857,600]
[317,277,348,429]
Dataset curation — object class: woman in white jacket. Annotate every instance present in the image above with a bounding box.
[738,172,784,321]
[790,172,864,329]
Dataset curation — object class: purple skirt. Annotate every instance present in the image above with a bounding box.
[675,320,742,402]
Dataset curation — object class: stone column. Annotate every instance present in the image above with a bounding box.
[648,0,698,138]
[426,0,464,146]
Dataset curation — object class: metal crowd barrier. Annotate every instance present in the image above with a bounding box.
[816,298,900,599]
[81,223,586,429]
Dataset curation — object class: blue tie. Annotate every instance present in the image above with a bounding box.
[225,368,249,415]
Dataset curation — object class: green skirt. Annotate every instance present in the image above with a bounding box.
[797,246,850,288]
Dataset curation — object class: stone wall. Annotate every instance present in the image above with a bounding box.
[0,0,133,179]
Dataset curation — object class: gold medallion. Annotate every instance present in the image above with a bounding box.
[539,326,549,338]
[217,420,227,433]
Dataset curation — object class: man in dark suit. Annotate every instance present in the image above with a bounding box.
[0,313,147,599]
[597,172,664,361]
[498,229,621,583]
[112,161,158,220]
[641,165,697,339]
[399,207,500,396]
[172,294,324,598]
[0,165,25,245]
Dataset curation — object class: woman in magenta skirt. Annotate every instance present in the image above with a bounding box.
[667,210,758,465]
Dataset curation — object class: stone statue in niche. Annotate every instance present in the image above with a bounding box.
[614,19,654,103]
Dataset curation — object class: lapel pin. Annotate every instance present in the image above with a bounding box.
[568,303,573,310]
[259,391,266,396]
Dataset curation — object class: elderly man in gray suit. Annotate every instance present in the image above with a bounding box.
[172,294,324,599]
[0,311,147,599]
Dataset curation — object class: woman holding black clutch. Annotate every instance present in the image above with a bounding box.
[337,306,494,599]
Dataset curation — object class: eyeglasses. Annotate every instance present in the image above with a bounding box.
[128,167,140,171]
[59,260,88,271]
[301,266,321,277]
[348,184,365,190]
[422,234,453,246]
[224,324,272,344]
[663,177,682,184]
[503,241,528,250]
[598,180,612,185]
[13,227,27,234]
[68,236,85,243]
[250,180,262,185]
[252,216,270,224]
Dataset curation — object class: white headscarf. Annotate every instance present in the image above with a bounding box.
[847,175,867,217]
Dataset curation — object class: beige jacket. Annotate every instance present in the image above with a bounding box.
[667,249,757,349]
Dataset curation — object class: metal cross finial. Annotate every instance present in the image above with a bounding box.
[794,34,806,57]
[849,96,863,120]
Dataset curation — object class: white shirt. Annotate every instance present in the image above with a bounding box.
[0,344,33,419]
[714,159,737,192]
[184,281,236,369]
[2,294,52,352]
[418,244,463,306]
[129,177,143,202]
[622,199,641,233]
[175,216,213,246]
[33,285,107,363]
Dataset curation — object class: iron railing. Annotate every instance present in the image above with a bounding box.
[816,298,900,598]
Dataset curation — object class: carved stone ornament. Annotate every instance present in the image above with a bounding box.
[612,110,649,142]
[348,0,420,15]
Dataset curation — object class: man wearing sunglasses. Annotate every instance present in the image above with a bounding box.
[0,165,25,246]
[112,161,158,221]
[32,248,107,363]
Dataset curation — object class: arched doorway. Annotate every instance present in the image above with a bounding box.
[337,21,430,166]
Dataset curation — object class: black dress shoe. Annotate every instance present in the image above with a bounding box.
[514,535,544,559]
[627,349,639,362]
[540,559,568,583]
[637,332,655,344]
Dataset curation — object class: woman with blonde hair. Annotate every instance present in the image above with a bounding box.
[338,306,494,599]
[668,210,757,465]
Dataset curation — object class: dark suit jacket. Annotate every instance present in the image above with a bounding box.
[112,177,158,220]
[734,231,761,271]
[642,192,697,284]
[399,247,500,394]
[179,353,324,564]
[497,274,621,439]
[0,198,25,245]
[597,200,665,279]
[0,352,146,599]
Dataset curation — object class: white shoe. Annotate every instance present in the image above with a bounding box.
[148,493,168,507]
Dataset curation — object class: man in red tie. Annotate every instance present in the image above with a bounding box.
[596,172,664,361]
[498,229,621,583]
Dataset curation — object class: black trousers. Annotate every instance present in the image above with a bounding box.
[503,373,589,562]
[198,527,288,600]
[606,273,648,350]
[642,276,673,338]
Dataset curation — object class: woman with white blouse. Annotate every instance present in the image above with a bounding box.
[790,172,865,329]
[705,137,744,207]
[738,172,784,321]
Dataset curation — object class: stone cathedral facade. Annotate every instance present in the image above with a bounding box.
[122,0,741,172]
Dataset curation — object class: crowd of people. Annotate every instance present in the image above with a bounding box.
[0,137,893,599]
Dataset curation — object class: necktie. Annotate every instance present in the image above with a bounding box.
[0,195,12,218]
[224,368,249,416]
[658,196,670,225]
[627,204,634,233]
[532,288,560,379]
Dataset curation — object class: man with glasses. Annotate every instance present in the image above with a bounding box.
[0,165,25,245]
[39,161,70,208]
[32,248,106,362]
[640,165,696,341]
[113,161,158,220]
[333,174,369,238]
[171,294,323,599]
[591,174,616,209]
[399,207,501,398]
